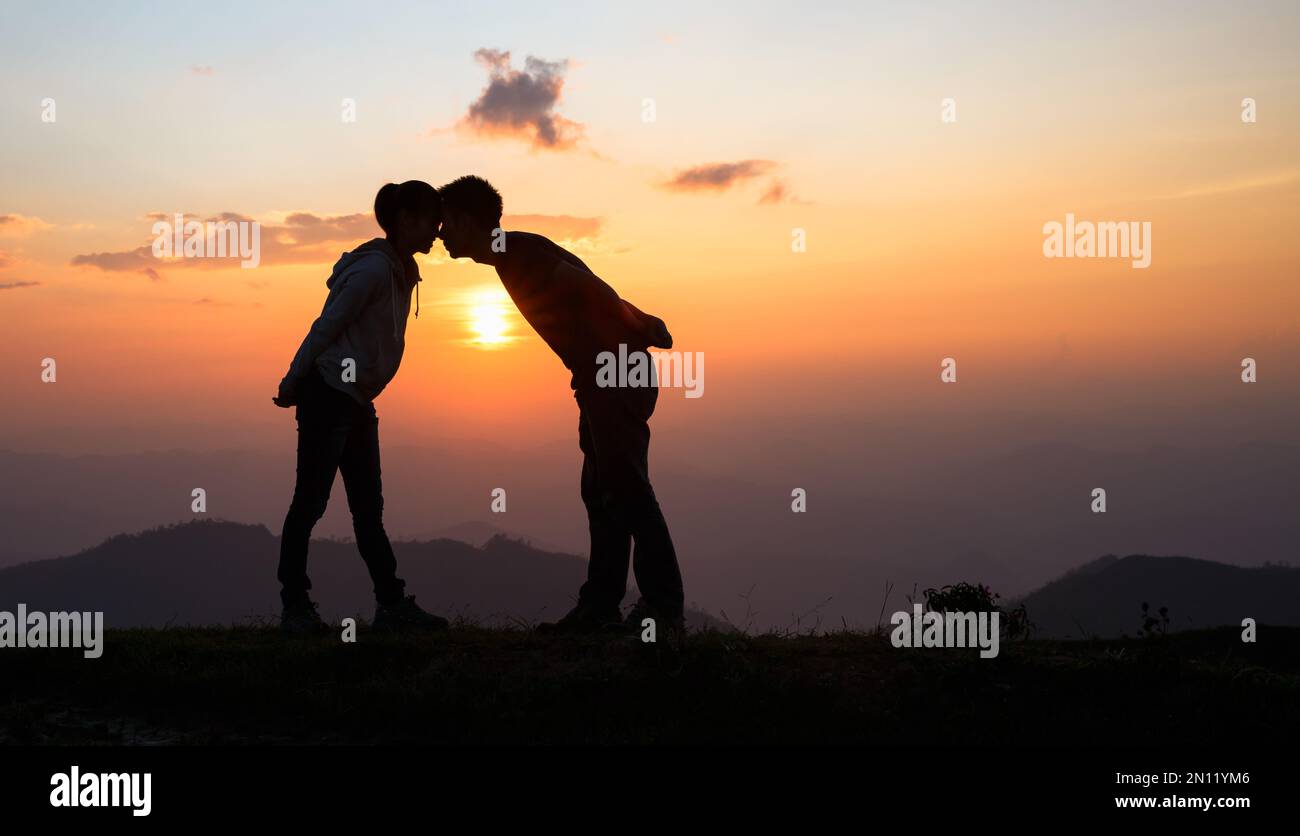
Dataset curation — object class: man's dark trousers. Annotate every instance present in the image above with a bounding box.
[574,379,684,617]
[278,368,405,607]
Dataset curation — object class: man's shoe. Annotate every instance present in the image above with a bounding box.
[281,600,330,636]
[624,598,686,637]
[373,595,449,632]
[536,602,623,635]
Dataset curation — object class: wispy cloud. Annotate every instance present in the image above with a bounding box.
[503,213,626,255]
[455,49,585,151]
[0,214,53,237]
[0,280,40,290]
[663,160,776,192]
[504,213,601,241]
[759,180,806,205]
[72,209,625,280]
[71,246,161,281]
[191,65,214,76]
[661,160,801,205]
[70,210,381,280]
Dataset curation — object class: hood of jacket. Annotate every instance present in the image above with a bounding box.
[326,237,421,338]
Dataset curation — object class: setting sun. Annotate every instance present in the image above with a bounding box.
[463,286,516,348]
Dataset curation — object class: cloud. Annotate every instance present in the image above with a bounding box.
[245,211,380,264]
[0,214,53,237]
[758,180,790,205]
[0,249,12,268]
[74,210,626,279]
[266,211,377,251]
[503,214,602,241]
[662,160,776,192]
[501,213,622,256]
[457,49,584,151]
[71,211,382,280]
[191,65,214,76]
[662,160,804,205]
[71,246,161,281]
[0,280,40,290]
[758,179,809,206]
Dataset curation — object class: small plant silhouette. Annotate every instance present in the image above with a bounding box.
[1139,601,1170,638]
[921,582,1033,640]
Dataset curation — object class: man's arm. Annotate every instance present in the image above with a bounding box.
[620,298,672,349]
[273,261,380,407]
[550,260,672,349]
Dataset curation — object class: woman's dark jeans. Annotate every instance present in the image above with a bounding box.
[277,368,405,607]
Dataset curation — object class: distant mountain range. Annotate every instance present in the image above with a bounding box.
[0,520,728,631]
[1,520,1293,639]
[1016,554,1300,638]
[3,440,1297,631]
[418,520,565,553]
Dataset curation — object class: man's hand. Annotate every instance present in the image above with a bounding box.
[615,299,672,349]
[273,375,300,408]
[646,315,673,350]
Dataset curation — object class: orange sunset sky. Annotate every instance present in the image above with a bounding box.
[2,0,1298,463]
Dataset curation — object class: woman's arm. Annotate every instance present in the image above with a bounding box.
[273,263,380,407]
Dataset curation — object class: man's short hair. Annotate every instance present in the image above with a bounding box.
[439,175,503,230]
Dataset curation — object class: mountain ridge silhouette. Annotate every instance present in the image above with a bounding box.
[2,519,1294,639]
[0,519,727,631]
[1016,553,1300,638]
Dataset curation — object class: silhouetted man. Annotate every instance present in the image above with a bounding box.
[273,181,448,635]
[437,175,685,635]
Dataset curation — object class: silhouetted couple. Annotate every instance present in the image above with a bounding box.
[274,177,684,637]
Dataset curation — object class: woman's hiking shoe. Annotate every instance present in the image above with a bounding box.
[373,595,449,632]
[281,600,330,636]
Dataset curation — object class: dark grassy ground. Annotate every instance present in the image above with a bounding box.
[2,624,1297,745]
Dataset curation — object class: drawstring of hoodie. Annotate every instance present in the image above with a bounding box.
[390,259,420,339]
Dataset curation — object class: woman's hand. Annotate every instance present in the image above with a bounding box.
[273,375,299,408]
